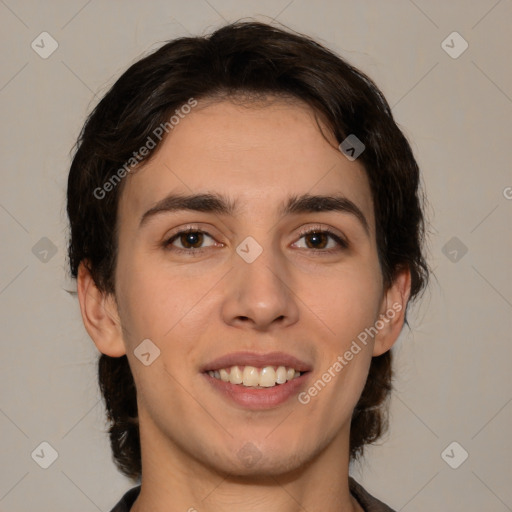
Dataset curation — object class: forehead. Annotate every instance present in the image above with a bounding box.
[118,97,374,231]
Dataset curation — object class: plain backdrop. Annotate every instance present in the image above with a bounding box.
[1,1,511,511]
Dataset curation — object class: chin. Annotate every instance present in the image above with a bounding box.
[210,441,309,478]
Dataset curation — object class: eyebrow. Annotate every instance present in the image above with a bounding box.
[139,192,370,235]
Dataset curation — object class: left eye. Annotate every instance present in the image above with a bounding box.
[293,229,347,251]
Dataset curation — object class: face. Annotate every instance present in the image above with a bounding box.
[98,97,405,477]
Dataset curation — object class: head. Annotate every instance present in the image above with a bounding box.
[67,21,429,482]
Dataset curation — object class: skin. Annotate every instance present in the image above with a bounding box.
[78,96,411,512]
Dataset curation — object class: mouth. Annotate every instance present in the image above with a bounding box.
[205,365,305,388]
[200,351,312,409]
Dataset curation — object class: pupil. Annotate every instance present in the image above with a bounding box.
[307,232,326,249]
[184,232,202,248]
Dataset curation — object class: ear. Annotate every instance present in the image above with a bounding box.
[76,261,126,357]
[372,265,412,357]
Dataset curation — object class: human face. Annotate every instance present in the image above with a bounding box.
[112,97,391,476]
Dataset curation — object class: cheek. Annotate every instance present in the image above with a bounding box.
[301,259,383,339]
[114,246,180,333]
[115,254,217,370]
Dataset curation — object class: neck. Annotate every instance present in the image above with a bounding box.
[130,415,363,512]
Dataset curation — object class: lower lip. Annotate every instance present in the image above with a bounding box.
[203,372,311,410]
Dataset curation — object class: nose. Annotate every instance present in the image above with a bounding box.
[221,241,300,331]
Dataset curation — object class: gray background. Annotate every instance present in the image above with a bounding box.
[1,1,511,510]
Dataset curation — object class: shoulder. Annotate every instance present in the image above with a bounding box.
[349,477,396,512]
[108,485,141,512]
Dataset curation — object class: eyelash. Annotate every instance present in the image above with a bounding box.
[163,224,348,256]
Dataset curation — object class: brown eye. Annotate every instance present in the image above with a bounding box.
[293,227,348,252]
[165,229,217,253]
[177,231,205,249]
[304,231,329,249]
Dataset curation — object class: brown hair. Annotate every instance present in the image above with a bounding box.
[66,20,430,481]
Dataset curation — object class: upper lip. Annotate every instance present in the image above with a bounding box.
[201,351,313,373]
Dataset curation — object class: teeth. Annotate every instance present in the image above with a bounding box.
[229,366,243,384]
[259,366,276,387]
[208,365,302,387]
[276,366,287,384]
[243,366,260,386]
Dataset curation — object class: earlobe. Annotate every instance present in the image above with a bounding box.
[372,266,412,357]
[76,261,126,357]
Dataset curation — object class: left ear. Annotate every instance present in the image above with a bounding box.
[372,265,412,357]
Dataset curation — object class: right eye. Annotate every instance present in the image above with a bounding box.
[164,227,220,255]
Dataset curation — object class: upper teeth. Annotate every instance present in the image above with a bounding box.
[208,365,301,387]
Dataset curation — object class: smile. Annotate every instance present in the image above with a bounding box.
[203,369,311,410]
[207,365,302,388]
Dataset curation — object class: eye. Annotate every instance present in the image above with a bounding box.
[293,226,348,253]
[163,224,348,256]
[164,227,219,254]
